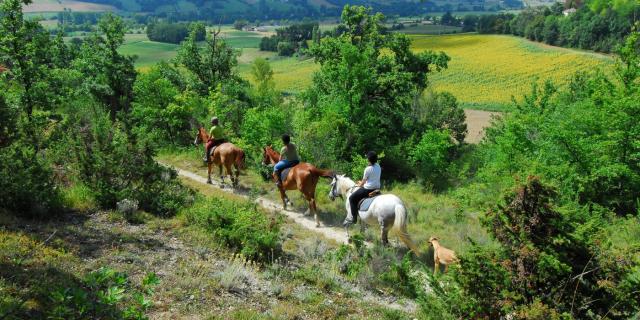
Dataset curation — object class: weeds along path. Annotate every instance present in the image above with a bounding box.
[165,164,352,245]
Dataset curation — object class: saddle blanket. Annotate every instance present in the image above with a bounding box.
[358,196,379,212]
[280,167,293,182]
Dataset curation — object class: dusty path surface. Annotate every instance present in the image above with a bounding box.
[464,109,501,143]
[169,166,352,245]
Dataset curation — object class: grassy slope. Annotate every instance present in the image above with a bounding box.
[156,148,489,255]
[0,182,416,318]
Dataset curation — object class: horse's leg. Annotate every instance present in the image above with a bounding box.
[224,162,234,188]
[434,257,439,275]
[207,162,212,184]
[380,222,389,246]
[304,194,319,227]
[233,162,240,187]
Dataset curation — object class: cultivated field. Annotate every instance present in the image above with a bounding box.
[411,34,614,111]
[120,30,614,112]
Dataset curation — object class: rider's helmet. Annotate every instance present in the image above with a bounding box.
[211,116,219,125]
[366,151,378,164]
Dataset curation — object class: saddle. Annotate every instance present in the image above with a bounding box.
[357,190,381,212]
[279,166,296,182]
[208,141,227,158]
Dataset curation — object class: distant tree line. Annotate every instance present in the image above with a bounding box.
[146,21,206,44]
[461,0,639,53]
[56,10,104,32]
[259,22,320,56]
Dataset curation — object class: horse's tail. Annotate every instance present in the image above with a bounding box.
[310,167,335,179]
[235,149,246,170]
[394,204,420,255]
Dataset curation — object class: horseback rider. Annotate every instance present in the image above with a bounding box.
[344,151,381,227]
[203,116,227,163]
[273,134,300,188]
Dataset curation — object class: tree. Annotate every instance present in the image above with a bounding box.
[0,0,53,120]
[301,5,450,172]
[251,57,274,93]
[75,14,136,120]
[177,26,240,94]
[233,19,249,30]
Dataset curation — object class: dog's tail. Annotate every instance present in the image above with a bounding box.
[394,204,420,255]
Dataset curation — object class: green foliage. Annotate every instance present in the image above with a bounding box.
[47,267,159,320]
[181,195,281,261]
[233,19,249,31]
[410,129,455,189]
[176,26,243,94]
[416,91,467,144]
[431,178,640,319]
[68,110,193,216]
[299,5,451,177]
[0,141,63,218]
[475,3,637,53]
[130,64,206,146]
[147,22,192,44]
[74,14,137,120]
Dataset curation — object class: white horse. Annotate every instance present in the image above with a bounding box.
[328,174,419,253]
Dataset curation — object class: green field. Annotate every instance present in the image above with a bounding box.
[121,30,614,111]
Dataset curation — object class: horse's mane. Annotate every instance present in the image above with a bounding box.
[337,175,356,195]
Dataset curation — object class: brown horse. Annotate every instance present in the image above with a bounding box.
[262,145,334,227]
[194,127,245,187]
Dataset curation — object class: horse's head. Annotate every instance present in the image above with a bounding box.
[328,174,345,201]
[428,236,439,246]
[193,127,206,146]
[261,146,276,166]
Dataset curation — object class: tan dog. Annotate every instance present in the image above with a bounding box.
[429,236,459,274]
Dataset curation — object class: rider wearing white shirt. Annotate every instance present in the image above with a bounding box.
[345,151,381,226]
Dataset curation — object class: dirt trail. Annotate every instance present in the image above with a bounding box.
[464,109,501,143]
[171,167,352,245]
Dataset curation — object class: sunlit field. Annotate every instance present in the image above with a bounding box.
[410,34,614,111]
[117,30,614,111]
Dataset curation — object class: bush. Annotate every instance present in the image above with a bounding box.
[69,111,193,217]
[182,196,281,261]
[47,267,160,320]
[0,142,63,218]
[410,129,455,189]
[277,41,296,56]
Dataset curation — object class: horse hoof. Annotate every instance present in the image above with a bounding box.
[206,180,212,184]
[315,223,320,228]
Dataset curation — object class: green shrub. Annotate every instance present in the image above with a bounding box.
[410,129,455,189]
[69,111,193,217]
[47,267,159,320]
[182,196,281,261]
[0,142,63,218]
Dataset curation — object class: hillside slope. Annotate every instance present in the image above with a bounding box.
[38,0,522,18]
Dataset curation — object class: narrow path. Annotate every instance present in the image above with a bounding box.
[168,166,352,245]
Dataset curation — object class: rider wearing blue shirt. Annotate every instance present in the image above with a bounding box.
[344,151,381,226]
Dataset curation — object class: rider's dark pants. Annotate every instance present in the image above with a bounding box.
[205,139,226,159]
[348,188,374,223]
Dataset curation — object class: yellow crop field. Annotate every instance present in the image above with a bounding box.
[410,34,614,110]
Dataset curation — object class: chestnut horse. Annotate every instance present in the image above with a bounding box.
[194,127,245,187]
[262,146,334,227]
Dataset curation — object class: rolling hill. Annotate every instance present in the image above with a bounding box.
[25,0,523,18]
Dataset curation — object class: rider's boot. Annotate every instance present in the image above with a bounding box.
[274,171,283,188]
